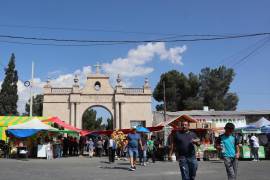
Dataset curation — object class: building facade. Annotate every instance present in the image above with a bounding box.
[43,69,153,129]
[153,110,270,128]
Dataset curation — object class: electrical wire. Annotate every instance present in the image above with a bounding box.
[216,36,270,67]
[0,24,241,37]
[231,36,270,69]
[0,32,269,44]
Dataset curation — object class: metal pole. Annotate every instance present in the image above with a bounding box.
[163,80,167,146]
[30,61,34,117]
[163,81,166,122]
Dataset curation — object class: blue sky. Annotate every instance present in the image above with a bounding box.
[0,0,270,117]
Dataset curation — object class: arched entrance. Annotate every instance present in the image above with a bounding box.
[43,68,153,129]
[82,105,113,130]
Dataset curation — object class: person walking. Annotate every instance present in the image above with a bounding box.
[147,135,156,163]
[74,138,79,156]
[79,136,86,156]
[215,123,240,180]
[87,138,95,158]
[250,134,260,161]
[127,127,142,171]
[63,137,68,157]
[139,133,148,166]
[169,121,200,180]
[108,136,116,163]
[96,137,103,157]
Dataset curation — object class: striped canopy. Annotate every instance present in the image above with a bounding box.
[0,116,50,141]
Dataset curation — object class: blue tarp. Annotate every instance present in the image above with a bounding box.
[7,129,42,138]
[261,126,270,134]
[136,126,150,133]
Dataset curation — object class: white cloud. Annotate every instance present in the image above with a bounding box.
[2,43,187,114]
[102,42,187,78]
[16,66,92,114]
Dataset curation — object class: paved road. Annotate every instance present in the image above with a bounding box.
[0,157,269,180]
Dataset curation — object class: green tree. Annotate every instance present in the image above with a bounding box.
[82,109,106,130]
[153,66,238,111]
[0,53,19,115]
[106,118,113,130]
[24,94,43,116]
[199,66,238,110]
[153,70,202,111]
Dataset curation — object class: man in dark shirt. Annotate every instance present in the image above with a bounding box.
[169,121,200,180]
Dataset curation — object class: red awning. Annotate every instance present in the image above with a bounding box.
[80,126,164,136]
[42,117,81,132]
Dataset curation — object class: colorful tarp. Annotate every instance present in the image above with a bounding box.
[0,116,50,141]
[42,117,81,132]
[7,119,57,138]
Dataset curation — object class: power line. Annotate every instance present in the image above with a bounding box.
[216,36,270,67]
[0,32,269,44]
[0,40,130,47]
[0,24,240,37]
[231,36,270,68]
[0,24,179,36]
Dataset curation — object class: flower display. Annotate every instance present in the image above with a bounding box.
[111,130,126,149]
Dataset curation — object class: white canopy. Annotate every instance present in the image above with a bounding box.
[250,117,270,128]
[8,118,57,130]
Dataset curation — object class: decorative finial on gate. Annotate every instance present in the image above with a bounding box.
[94,63,101,74]
[74,74,79,86]
[116,74,122,85]
[144,77,150,88]
[44,76,51,87]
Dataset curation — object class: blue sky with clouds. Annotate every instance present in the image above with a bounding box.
[0,0,270,117]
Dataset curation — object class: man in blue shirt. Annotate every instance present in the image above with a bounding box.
[215,123,240,180]
[127,127,142,171]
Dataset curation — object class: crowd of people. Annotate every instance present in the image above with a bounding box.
[44,132,164,167]
[81,133,163,166]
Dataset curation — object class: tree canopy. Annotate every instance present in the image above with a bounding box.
[82,108,113,130]
[24,94,43,116]
[153,66,238,111]
[0,53,19,115]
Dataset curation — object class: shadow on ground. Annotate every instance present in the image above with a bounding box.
[99,165,130,171]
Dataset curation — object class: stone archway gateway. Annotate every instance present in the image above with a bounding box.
[82,105,114,130]
[42,66,153,129]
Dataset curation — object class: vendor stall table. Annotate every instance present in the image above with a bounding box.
[202,145,219,160]
[240,145,265,159]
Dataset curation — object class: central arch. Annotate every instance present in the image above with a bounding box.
[81,105,114,130]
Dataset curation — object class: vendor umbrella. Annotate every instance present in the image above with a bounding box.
[261,126,270,134]
[7,119,57,138]
[136,126,150,133]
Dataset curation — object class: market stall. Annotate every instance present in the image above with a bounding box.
[235,125,266,159]
[6,119,58,158]
[0,116,50,141]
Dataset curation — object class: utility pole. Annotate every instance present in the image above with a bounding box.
[163,80,167,147]
[30,61,34,117]
[163,80,166,122]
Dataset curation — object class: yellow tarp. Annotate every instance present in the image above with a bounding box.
[0,116,51,141]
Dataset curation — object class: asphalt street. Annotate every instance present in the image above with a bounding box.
[0,157,269,180]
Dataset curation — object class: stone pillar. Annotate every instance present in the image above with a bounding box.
[115,102,120,129]
[77,104,82,129]
[70,103,75,126]
[119,102,123,129]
